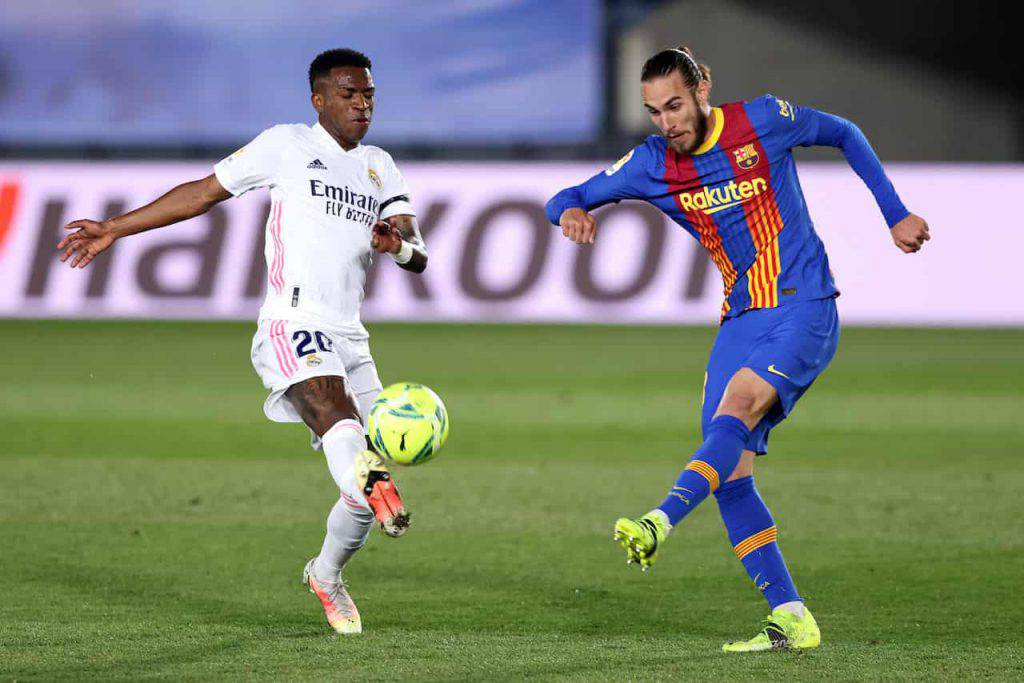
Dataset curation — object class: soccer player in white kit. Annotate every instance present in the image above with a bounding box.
[57,49,428,635]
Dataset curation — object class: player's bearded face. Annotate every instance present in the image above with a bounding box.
[642,73,710,155]
[313,67,375,149]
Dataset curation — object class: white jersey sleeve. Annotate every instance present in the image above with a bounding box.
[377,152,415,219]
[214,125,292,196]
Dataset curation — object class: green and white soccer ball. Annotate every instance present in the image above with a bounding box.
[368,382,449,466]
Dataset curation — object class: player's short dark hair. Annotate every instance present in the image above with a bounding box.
[641,45,711,88]
[308,49,372,91]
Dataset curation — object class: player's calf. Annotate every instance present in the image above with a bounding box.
[317,418,411,539]
[655,415,752,527]
[288,376,412,537]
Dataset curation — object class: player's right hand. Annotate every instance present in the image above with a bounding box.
[58,219,117,268]
[559,208,597,244]
[371,220,403,254]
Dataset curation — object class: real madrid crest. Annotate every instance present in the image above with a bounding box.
[368,168,382,189]
[733,144,759,170]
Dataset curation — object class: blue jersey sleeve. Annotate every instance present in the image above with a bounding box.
[761,95,909,228]
[545,144,652,225]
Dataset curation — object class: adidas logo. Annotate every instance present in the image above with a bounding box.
[306,159,327,170]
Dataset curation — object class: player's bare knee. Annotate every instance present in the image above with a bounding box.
[714,393,768,429]
[286,376,361,437]
[715,369,778,428]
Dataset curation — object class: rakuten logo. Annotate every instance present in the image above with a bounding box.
[677,178,768,214]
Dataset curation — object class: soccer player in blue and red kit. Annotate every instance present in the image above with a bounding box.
[546,46,930,652]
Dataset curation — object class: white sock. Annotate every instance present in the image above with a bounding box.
[314,420,374,581]
[774,600,806,618]
[314,497,373,581]
[645,509,672,530]
[321,419,366,495]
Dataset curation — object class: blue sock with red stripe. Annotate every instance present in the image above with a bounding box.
[715,475,801,609]
[656,415,750,526]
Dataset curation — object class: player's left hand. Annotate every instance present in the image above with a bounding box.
[890,214,930,253]
[371,220,403,254]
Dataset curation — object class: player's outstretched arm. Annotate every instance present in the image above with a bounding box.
[820,114,931,253]
[58,173,232,268]
[545,145,649,246]
[789,102,930,254]
[371,214,427,273]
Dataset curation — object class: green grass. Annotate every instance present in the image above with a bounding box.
[1,320,1022,681]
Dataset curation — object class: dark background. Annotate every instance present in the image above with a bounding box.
[0,0,1019,161]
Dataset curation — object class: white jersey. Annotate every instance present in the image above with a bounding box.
[214,122,415,337]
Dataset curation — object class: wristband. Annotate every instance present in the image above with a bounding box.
[391,240,414,265]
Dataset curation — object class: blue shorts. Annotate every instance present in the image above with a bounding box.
[702,297,840,454]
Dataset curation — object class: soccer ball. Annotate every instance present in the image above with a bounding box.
[368,382,449,465]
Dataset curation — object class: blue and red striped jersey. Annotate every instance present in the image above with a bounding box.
[546,94,909,320]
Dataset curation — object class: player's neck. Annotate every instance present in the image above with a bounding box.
[687,107,716,155]
[319,120,359,152]
[700,107,717,146]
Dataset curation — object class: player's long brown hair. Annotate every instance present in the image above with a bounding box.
[640,46,711,89]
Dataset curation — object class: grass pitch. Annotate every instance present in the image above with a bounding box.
[1,320,1022,680]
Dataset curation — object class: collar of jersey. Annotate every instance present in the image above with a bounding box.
[313,121,361,153]
[692,107,724,155]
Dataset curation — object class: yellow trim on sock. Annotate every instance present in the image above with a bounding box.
[685,459,720,492]
[733,525,778,559]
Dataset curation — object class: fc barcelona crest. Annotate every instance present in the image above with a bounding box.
[733,144,759,170]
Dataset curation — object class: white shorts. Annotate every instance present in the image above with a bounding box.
[250,319,383,434]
